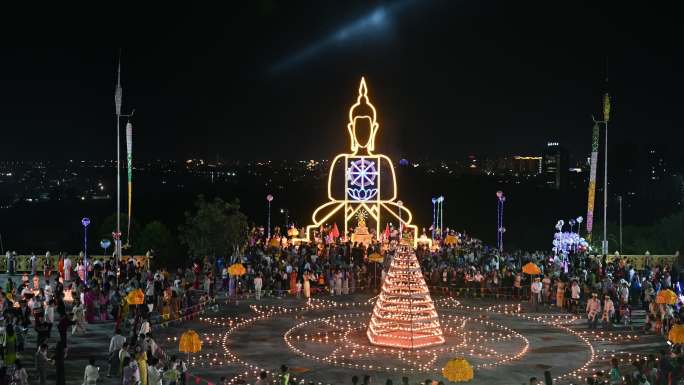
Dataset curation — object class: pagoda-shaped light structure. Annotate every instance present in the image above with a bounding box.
[367,243,444,348]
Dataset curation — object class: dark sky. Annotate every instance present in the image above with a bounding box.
[1,1,680,161]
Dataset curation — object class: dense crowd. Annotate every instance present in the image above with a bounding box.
[0,253,215,385]
[0,223,682,385]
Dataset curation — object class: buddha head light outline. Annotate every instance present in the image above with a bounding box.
[347,77,379,153]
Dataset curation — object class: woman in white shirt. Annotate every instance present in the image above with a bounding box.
[83,358,100,385]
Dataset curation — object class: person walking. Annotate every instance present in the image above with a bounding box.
[83,357,100,385]
[34,343,52,385]
[108,329,126,377]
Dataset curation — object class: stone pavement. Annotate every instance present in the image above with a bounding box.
[0,273,667,385]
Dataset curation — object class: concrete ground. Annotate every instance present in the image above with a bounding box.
[0,273,666,385]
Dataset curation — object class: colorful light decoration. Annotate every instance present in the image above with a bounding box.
[496,191,505,252]
[295,78,418,246]
[586,122,599,242]
[126,121,133,245]
[367,244,444,348]
[81,217,90,284]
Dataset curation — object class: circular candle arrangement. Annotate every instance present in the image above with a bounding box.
[167,296,655,385]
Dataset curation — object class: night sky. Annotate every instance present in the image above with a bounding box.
[1,1,680,162]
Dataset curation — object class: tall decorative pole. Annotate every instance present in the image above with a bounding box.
[431,197,437,239]
[82,218,90,284]
[602,93,611,255]
[496,191,506,252]
[266,194,274,239]
[114,52,122,271]
[126,121,133,245]
[438,196,444,236]
[585,122,600,242]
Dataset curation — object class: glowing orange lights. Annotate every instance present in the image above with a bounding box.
[367,244,444,348]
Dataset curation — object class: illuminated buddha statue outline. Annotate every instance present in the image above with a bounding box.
[302,77,418,246]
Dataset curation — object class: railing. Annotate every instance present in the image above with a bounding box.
[0,254,149,272]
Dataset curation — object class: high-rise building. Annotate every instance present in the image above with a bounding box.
[543,142,568,189]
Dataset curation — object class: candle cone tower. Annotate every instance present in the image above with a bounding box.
[367,244,444,348]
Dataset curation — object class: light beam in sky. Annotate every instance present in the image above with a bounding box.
[269,1,414,73]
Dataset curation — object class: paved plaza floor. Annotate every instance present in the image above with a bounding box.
[0,273,666,385]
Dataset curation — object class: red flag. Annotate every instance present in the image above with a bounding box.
[384,224,390,240]
[331,223,340,239]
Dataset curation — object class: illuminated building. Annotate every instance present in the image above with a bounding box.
[512,156,542,176]
[367,244,444,348]
[543,142,568,190]
[297,77,418,245]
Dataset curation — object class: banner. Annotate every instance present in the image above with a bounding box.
[586,123,599,240]
[126,122,133,243]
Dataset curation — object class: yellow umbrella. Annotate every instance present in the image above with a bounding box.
[656,289,677,305]
[442,358,474,382]
[668,324,684,344]
[444,234,458,246]
[368,253,384,263]
[179,329,202,361]
[228,263,246,276]
[126,288,145,305]
[522,262,541,275]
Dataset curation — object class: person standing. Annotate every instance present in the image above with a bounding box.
[108,329,126,377]
[254,273,263,300]
[64,255,72,282]
[586,293,601,329]
[571,280,581,314]
[602,295,615,330]
[30,253,37,276]
[34,343,52,385]
[530,277,542,312]
[303,271,311,301]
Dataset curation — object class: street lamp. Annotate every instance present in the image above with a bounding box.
[82,217,90,284]
[496,191,506,252]
[100,239,111,258]
[438,196,445,237]
[431,197,437,239]
[266,194,274,238]
[280,208,289,229]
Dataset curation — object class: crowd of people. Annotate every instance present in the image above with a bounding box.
[0,252,215,385]
[0,223,682,385]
